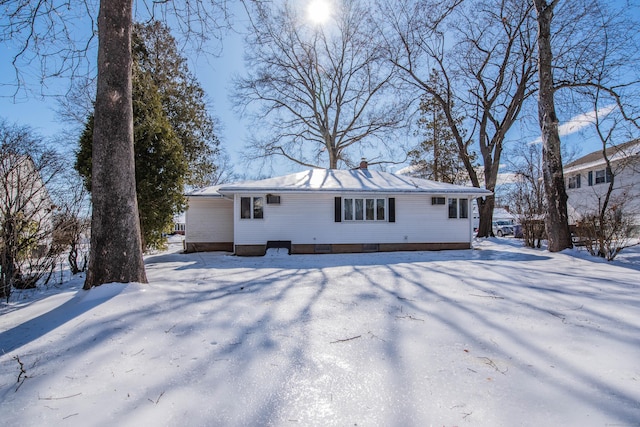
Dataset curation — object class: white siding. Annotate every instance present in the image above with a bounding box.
[186,197,233,243]
[566,163,640,224]
[233,193,473,245]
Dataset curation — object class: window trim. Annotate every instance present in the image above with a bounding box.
[448,197,469,219]
[591,168,613,185]
[459,198,469,219]
[568,174,581,189]
[448,198,458,219]
[342,197,388,222]
[240,196,264,220]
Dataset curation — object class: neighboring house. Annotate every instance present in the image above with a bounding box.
[185,162,491,256]
[563,140,640,225]
[172,213,186,235]
[0,154,52,223]
[0,154,54,259]
[493,207,516,224]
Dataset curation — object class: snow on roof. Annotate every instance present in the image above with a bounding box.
[211,169,491,196]
[186,185,225,197]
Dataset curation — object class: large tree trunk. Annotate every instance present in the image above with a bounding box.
[476,195,495,237]
[85,0,148,288]
[475,139,498,237]
[534,0,572,252]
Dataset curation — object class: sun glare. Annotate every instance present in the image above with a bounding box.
[307,0,332,24]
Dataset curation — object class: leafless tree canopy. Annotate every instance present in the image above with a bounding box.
[532,0,640,251]
[379,0,538,237]
[234,0,406,170]
[2,0,231,288]
[0,119,67,300]
[0,0,98,98]
[0,0,230,98]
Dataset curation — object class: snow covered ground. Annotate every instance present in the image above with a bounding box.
[1,238,639,426]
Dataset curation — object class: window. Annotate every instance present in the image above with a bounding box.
[459,199,468,219]
[366,198,375,220]
[376,199,385,220]
[448,198,458,218]
[344,198,353,220]
[449,198,468,219]
[592,168,613,185]
[344,197,386,221]
[568,175,581,189]
[253,197,263,219]
[355,199,364,220]
[431,196,446,205]
[240,196,263,219]
[241,197,251,219]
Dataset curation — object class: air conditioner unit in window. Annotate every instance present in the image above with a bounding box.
[266,194,281,204]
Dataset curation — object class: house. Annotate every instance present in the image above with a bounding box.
[0,154,53,224]
[172,213,186,235]
[184,185,234,252]
[0,153,55,296]
[493,207,516,224]
[185,162,491,256]
[563,140,640,226]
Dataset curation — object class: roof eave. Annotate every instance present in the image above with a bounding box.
[217,188,491,196]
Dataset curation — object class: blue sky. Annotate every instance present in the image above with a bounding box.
[0,2,636,179]
[0,11,250,170]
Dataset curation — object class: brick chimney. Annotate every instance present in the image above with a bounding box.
[359,158,368,170]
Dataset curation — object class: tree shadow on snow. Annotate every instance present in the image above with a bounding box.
[143,246,553,273]
[0,284,126,354]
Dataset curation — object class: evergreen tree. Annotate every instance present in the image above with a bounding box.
[76,72,187,249]
[132,21,219,188]
[408,76,470,184]
[132,69,187,250]
[76,21,215,250]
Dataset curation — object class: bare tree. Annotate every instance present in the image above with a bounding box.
[234,0,406,170]
[570,88,640,260]
[51,173,90,275]
[1,1,230,288]
[0,119,65,301]
[533,0,640,252]
[380,0,538,237]
[503,143,546,247]
[201,150,240,185]
[533,0,573,251]
[574,144,639,260]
